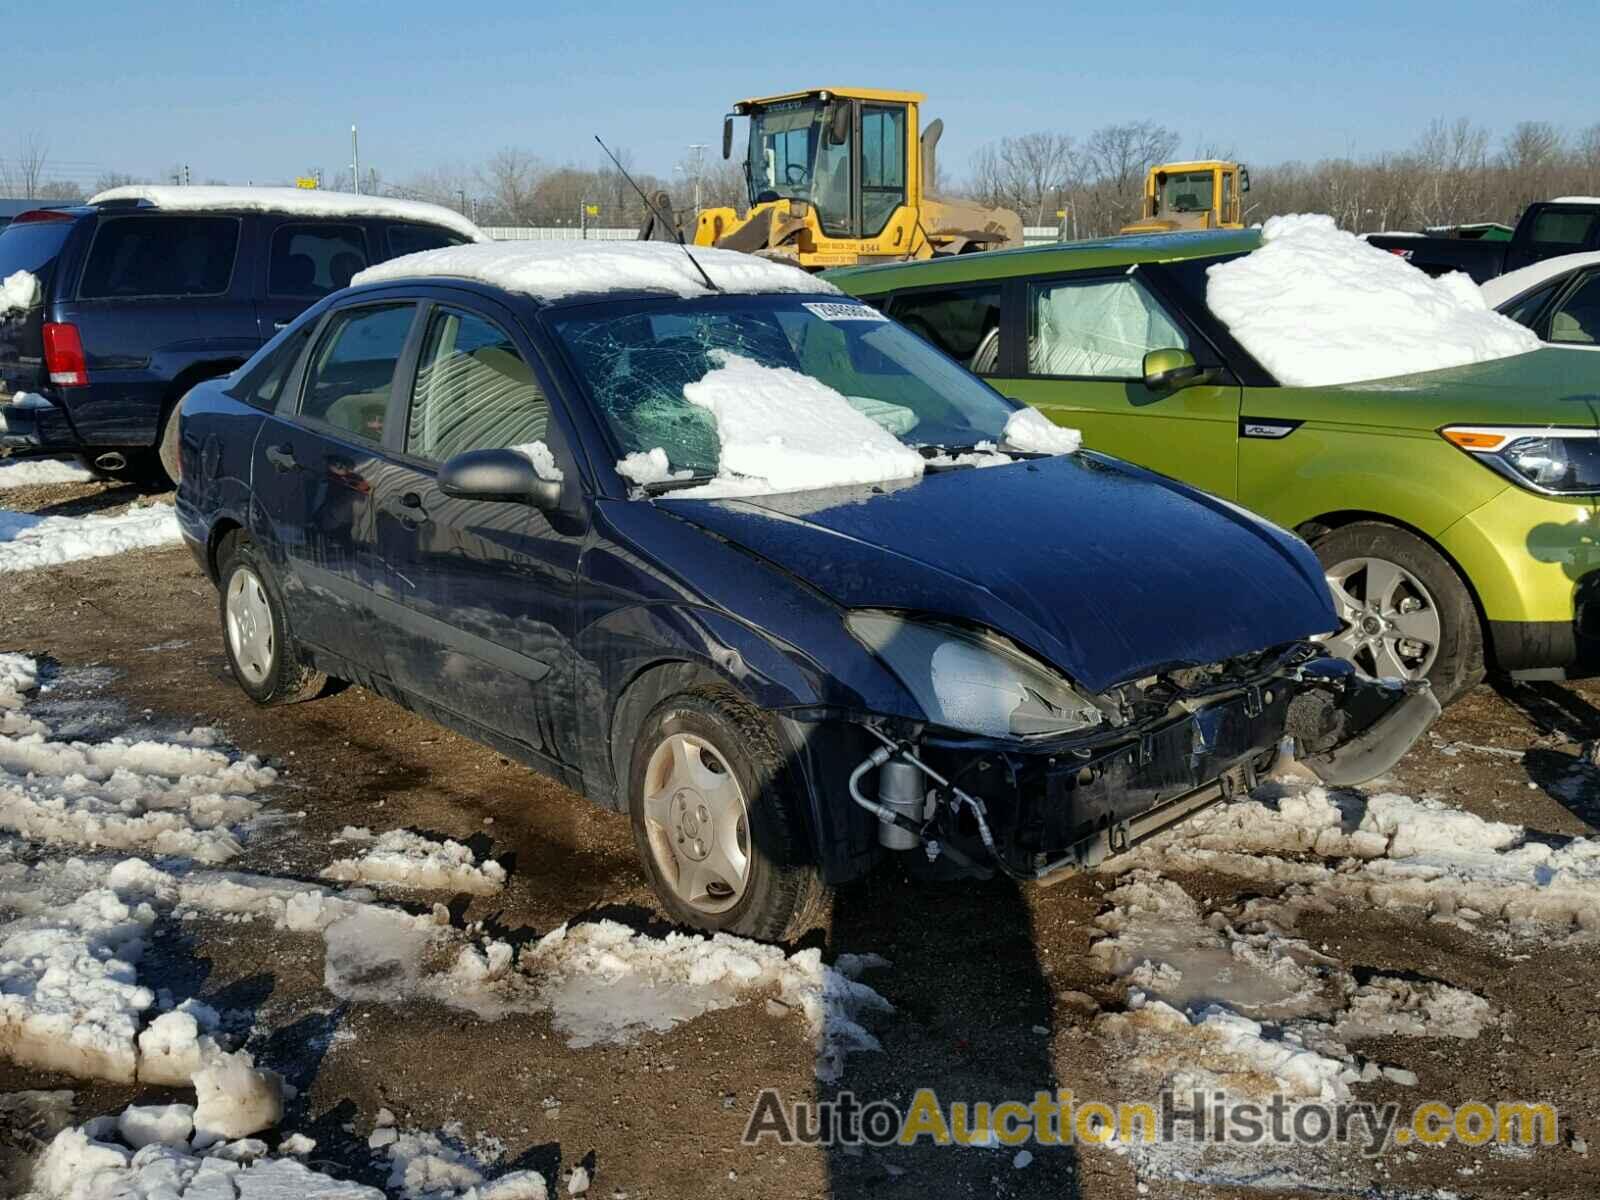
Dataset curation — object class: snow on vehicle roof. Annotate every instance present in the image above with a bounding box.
[1207,213,1542,387]
[1479,251,1600,310]
[1552,196,1600,204]
[351,239,840,303]
[86,185,487,243]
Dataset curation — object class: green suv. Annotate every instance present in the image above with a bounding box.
[828,231,1600,704]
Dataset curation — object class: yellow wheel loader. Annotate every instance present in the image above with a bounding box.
[1120,160,1250,235]
[683,88,1022,270]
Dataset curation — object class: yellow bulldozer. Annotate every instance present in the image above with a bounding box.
[678,87,1022,270]
[1120,160,1251,235]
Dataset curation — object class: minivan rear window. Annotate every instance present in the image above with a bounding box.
[0,215,78,302]
[78,215,240,300]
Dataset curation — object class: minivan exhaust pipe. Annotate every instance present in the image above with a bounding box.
[94,451,127,472]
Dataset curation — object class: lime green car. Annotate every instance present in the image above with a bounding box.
[828,231,1600,705]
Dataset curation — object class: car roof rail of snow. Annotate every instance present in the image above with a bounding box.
[351,240,843,304]
[85,185,487,243]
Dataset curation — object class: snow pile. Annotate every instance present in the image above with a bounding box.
[354,239,831,302]
[0,268,41,317]
[89,184,486,244]
[1332,975,1492,1041]
[0,667,276,862]
[0,502,182,572]
[1000,407,1082,455]
[615,447,690,486]
[386,1125,548,1200]
[137,999,225,1085]
[26,1113,385,1199]
[0,857,164,1083]
[321,827,506,894]
[1125,783,1600,929]
[524,919,892,1081]
[1207,213,1542,386]
[0,457,95,489]
[671,350,926,499]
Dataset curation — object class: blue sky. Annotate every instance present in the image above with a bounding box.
[4,0,1590,193]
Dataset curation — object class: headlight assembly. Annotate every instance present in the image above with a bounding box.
[846,610,1103,738]
[1442,426,1600,496]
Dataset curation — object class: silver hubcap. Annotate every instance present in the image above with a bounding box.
[641,733,751,915]
[225,567,275,685]
[1322,555,1441,681]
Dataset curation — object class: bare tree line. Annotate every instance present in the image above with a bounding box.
[7,117,1599,238]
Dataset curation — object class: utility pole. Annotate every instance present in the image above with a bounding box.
[183,164,191,187]
[458,188,468,217]
[351,124,360,195]
[687,143,706,219]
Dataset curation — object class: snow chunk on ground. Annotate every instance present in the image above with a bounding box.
[1000,407,1082,455]
[0,457,95,489]
[192,1049,284,1146]
[1,268,41,317]
[89,184,485,244]
[525,919,891,1081]
[117,1102,194,1149]
[671,350,925,498]
[615,447,690,486]
[136,999,225,1085]
[386,1125,547,1200]
[321,828,506,894]
[0,502,181,573]
[1207,213,1542,386]
[355,240,831,302]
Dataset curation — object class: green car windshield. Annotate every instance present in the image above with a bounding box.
[1159,171,1215,214]
[548,295,1018,481]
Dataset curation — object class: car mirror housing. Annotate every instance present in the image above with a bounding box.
[1142,347,1206,392]
[438,448,562,510]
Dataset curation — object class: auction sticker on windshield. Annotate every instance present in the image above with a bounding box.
[803,301,888,322]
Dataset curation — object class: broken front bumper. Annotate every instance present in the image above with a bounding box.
[846,653,1440,881]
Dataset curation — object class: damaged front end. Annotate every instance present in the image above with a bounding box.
[842,642,1439,882]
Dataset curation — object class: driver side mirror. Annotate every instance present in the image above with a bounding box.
[439,448,563,511]
[1142,348,1209,393]
[826,101,851,146]
[722,115,734,161]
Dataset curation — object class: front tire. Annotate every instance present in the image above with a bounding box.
[1311,522,1483,706]
[628,686,826,941]
[217,535,328,706]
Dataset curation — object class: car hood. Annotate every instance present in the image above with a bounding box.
[660,454,1337,695]
[1313,348,1600,430]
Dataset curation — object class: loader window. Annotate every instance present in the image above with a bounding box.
[747,100,853,237]
[861,106,907,236]
[1157,172,1214,216]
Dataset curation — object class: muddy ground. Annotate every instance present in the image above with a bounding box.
[2,477,1598,1199]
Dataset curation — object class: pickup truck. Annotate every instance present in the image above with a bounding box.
[1366,198,1600,284]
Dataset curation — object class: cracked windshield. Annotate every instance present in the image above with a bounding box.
[551,296,1017,481]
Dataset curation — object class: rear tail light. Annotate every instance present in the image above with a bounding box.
[42,322,88,387]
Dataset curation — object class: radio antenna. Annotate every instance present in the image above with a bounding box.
[595,135,721,293]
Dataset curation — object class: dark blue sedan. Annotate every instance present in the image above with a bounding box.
[174,242,1437,940]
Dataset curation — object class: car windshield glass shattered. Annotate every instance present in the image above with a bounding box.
[548,294,1020,489]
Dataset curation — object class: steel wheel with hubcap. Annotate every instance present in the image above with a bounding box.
[225,566,276,686]
[641,732,751,915]
[1322,555,1441,681]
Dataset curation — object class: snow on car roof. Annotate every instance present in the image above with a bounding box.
[1207,213,1542,387]
[86,185,487,243]
[351,240,840,303]
[1479,251,1600,310]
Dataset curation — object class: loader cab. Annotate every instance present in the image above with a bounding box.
[724,88,917,241]
[1122,161,1250,235]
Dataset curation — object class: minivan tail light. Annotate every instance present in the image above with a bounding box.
[42,323,88,387]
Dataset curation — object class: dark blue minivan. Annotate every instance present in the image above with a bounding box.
[0,187,480,483]
[175,241,1437,940]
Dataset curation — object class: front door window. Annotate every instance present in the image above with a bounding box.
[860,105,907,236]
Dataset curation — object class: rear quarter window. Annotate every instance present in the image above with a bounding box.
[78,215,240,300]
[386,224,467,259]
[0,215,79,301]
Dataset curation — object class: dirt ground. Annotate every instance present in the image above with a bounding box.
[2,477,1598,1199]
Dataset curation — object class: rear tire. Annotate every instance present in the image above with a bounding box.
[1310,521,1483,706]
[157,404,183,487]
[216,534,329,706]
[628,686,826,941]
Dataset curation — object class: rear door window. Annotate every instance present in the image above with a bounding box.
[387,224,467,259]
[1547,271,1600,346]
[269,224,369,297]
[888,286,1003,374]
[299,304,416,442]
[78,215,239,299]
[233,324,315,412]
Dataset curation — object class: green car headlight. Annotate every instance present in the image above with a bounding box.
[847,610,1103,738]
[1442,426,1600,496]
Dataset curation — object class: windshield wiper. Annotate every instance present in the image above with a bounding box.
[641,475,717,495]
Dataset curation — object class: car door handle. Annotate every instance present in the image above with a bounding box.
[264,444,299,472]
[383,490,430,529]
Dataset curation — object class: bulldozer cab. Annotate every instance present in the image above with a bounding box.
[693,87,1020,270]
[1122,160,1250,235]
[728,89,913,241]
